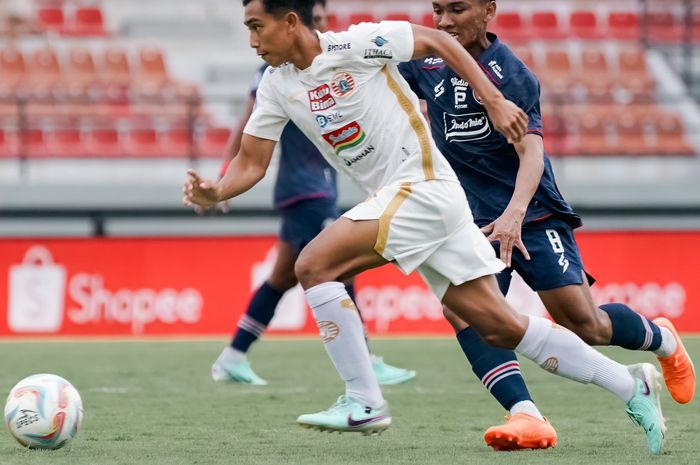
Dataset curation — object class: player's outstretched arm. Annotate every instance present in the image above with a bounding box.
[183,134,276,208]
[410,24,528,144]
[481,134,544,267]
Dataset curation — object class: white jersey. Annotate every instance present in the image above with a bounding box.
[244,21,458,194]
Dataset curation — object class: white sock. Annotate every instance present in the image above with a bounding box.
[510,400,544,421]
[219,346,246,364]
[516,316,636,402]
[305,282,384,408]
[654,327,677,358]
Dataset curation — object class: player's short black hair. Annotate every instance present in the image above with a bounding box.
[242,0,317,28]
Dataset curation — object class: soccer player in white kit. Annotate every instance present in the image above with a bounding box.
[184,0,666,453]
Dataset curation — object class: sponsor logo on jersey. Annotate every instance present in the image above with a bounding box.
[434,79,445,99]
[343,145,375,166]
[424,57,444,65]
[315,111,344,128]
[488,59,504,79]
[327,42,351,52]
[323,121,366,154]
[371,36,388,47]
[308,84,337,112]
[364,49,393,59]
[330,72,356,97]
[443,112,491,142]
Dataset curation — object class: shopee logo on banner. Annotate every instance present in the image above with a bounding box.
[8,246,67,333]
[68,273,203,334]
[7,245,204,335]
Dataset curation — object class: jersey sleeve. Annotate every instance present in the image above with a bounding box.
[340,21,414,65]
[508,69,543,137]
[398,61,424,99]
[243,69,289,142]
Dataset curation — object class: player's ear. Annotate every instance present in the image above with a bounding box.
[485,1,497,24]
[285,11,300,31]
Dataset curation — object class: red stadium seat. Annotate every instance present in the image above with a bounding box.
[326,13,340,32]
[421,12,435,28]
[384,13,411,23]
[569,11,602,40]
[0,48,27,93]
[101,48,132,88]
[28,48,62,95]
[37,7,65,32]
[23,129,51,158]
[607,11,640,41]
[531,11,565,40]
[0,129,19,157]
[126,128,164,157]
[66,48,99,94]
[73,7,108,36]
[87,128,124,157]
[51,129,88,157]
[615,114,654,155]
[643,12,683,43]
[348,13,375,27]
[491,11,531,43]
[197,128,231,158]
[163,128,192,157]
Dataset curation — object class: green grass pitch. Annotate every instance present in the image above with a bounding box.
[0,337,698,465]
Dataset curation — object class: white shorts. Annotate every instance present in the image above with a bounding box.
[343,179,505,299]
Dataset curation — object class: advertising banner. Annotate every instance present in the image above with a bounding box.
[0,232,697,338]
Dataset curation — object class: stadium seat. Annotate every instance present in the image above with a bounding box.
[348,13,375,27]
[72,7,108,36]
[531,11,565,40]
[569,11,603,40]
[23,128,51,158]
[607,11,640,41]
[510,45,535,70]
[616,114,654,155]
[650,113,695,156]
[126,128,164,157]
[326,13,340,32]
[66,48,99,94]
[28,48,62,95]
[51,129,88,157]
[421,12,435,28]
[134,48,169,95]
[0,129,19,157]
[100,47,132,95]
[37,7,65,32]
[87,128,124,157]
[162,128,192,157]
[643,12,683,43]
[574,113,615,156]
[384,13,411,23]
[0,48,27,93]
[197,127,230,158]
[491,11,530,43]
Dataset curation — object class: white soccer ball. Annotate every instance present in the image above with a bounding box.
[4,374,84,449]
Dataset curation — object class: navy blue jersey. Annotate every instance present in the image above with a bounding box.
[251,65,337,209]
[398,34,581,229]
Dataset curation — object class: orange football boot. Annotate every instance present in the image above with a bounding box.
[653,317,696,404]
[484,413,558,451]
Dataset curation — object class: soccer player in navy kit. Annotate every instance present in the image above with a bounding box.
[210,0,416,387]
[399,0,695,450]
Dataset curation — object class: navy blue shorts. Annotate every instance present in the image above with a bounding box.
[494,217,592,293]
[279,197,339,254]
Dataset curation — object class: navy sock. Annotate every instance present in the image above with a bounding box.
[457,327,532,411]
[231,282,285,353]
[599,303,662,351]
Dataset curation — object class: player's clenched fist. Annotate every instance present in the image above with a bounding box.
[183,169,221,208]
[485,98,529,145]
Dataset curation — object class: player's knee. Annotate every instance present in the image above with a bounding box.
[294,249,329,289]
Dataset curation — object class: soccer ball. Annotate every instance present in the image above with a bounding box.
[4,374,84,449]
